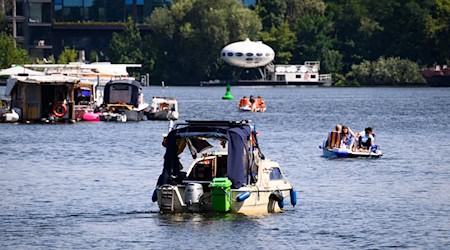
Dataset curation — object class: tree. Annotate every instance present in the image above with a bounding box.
[255,0,287,30]
[146,0,262,83]
[57,47,77,64]
[426,0,450,64]
[108,16,143,64]
[0,33,29,68]
[259,21,296,64]
[286,0,326,28]
[294,14,335,63]
[351,57,426,85]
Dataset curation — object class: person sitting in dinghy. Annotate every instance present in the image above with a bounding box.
[238,96,250,108]
[357,127,376,152]
[340,125,357,151]
[326,124,342,149]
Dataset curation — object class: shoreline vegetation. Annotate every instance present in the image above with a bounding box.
[1,0,449,87]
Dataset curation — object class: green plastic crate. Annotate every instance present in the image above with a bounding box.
[209,178,232,212]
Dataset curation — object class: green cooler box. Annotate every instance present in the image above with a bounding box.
[209,177,232,212]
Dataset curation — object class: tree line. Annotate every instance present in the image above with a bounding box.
[1,0,449,86]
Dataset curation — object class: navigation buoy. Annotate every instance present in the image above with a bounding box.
[222,83,234,100]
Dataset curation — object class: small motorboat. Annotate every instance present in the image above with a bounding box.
[145,96,179,120]
[99,80,149,121]
[152,120,297,214]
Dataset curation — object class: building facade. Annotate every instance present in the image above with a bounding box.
[4,0,256,61]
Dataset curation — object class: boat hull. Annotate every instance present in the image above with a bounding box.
[156,184,292,214]
[322,147,383,158]
[146,110,179,120]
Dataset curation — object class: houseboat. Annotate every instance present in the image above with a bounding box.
[4,75,81,123]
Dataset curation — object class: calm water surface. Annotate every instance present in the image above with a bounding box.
[1,86,449,249]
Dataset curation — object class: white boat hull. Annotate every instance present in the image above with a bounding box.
[156,183,292,214]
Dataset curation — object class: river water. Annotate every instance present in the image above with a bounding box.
[1,86,449,249]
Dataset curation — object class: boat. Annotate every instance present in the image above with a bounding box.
[0,99,19,122]
[145,96,179,120]
[74,81,101,121]
[99,79,149,121]
[200,38,333,86]
[237,96,266,112]
[152,120,297,214]
[320,131,383,158]
[238,106,252,112]
[321,144,383,158]
[4,74,82,123]
[422,65,450,87]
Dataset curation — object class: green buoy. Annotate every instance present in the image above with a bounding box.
[222,83,234,100]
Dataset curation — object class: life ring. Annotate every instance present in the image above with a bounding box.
[52,103,67,117]
[304,73,310,80]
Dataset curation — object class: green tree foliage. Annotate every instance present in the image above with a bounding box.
[426,0,450,64]
[57,47,77,64]
[294,14,335,63]
[255,0,287,30]
[147,0,261,83]
[322,49,343,74]
[259,21,296,64]
[0,33,30,68]
[108,16,143,64]
[89,50,99,62]
[351,57,426,85]
[286,0,326,28]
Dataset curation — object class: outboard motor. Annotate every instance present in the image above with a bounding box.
[184,183,204,212]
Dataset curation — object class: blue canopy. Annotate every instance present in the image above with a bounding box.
[155,121,263,191]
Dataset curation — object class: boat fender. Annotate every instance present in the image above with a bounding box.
[290,189,297,207]
[52,103,67,118]
[236,191,250,202]
[151,189,158,202]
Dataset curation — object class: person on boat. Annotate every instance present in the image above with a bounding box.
[255,96,266,112]
[326,124,342,149]
[340,125,357,151]
[238,96,250,108]
[249,95,256,111]
[357,127,375,151]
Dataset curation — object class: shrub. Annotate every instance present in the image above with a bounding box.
[351,57,426,85]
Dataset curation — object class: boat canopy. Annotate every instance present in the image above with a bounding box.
[103,80,142,107]
[156,120,263,189]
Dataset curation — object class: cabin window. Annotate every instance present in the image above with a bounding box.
[246,53,253,56]
[265,53,271,57]
[227,52,233,56]
[276,75,285,81]
[222,52,225,56]
[256,53,263,56]
[269,167,283,180]
[296,75,301,79]
[245,58,253,61]
[112,84,130,90]
[311,74,317,79]
[236,52,243,57]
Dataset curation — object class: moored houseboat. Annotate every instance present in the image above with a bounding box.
[4,75,82,123]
